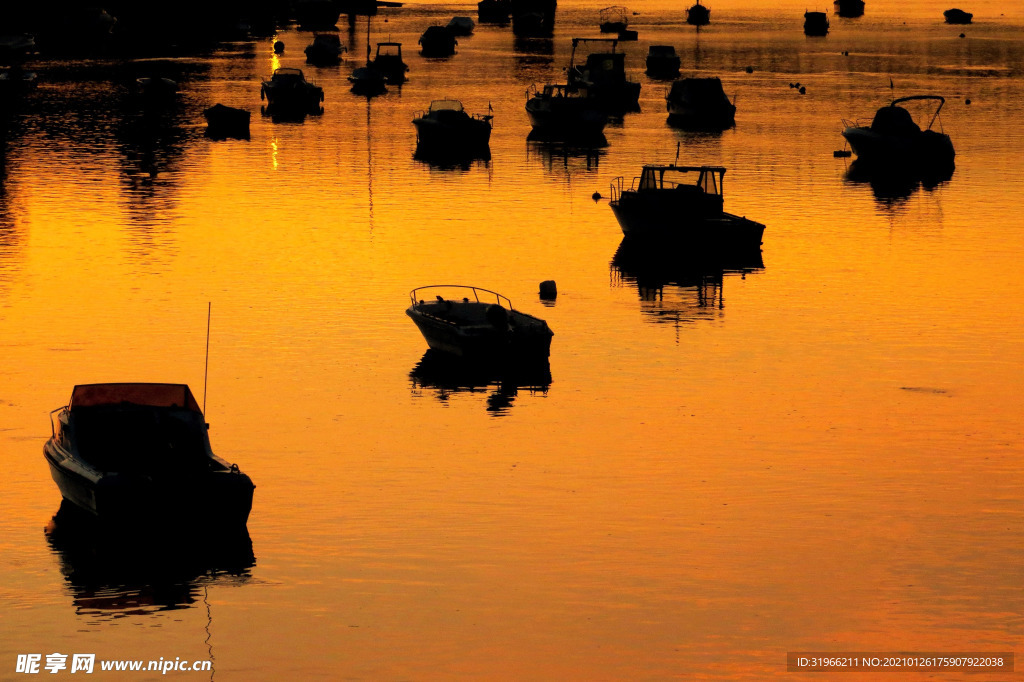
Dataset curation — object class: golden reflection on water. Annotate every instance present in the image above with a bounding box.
[1,0,1023,678]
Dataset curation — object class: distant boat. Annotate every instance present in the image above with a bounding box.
[478,0,511,22]
[370,42,409,83]
[133,76,178,105]
[407,286,554,359]
[305,33,346,65]
[349,65,388,95]
[666,77,735,130]
[599,6,629,33]
[260,67,324,111]
[841,94,955,169]
[804,10,829,36]
[418,25,457,57]
[43,383,255,526]
[412,99,492,157]
[525,82,608,143]
[511,0,556,37]
[646,45,680,79]
[446,16,476,36]
[609,163,765,249]
[687,0,710,26]
[203,103,251,139]
[943,8,972,24]
[834,0,864,18]
[567,37,641,112]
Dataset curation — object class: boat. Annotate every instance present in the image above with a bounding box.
[609,163,766,249]
[525,82,609,143]
[478,0,511,23]
[841,95,955,170]
[0,66,39,98]
[412,99,492,156]
[419,25,457,57]
[804,10,829,35]
[0,34,36,63]
[42,383,255,526]
[687,0,710,26]
[446,16,475,36]
[305,33,346,65]
[646,45,680,79]
[834,0,864,18]
[943,8,972,24]
[260,67,324,111]
[666,77,735,130]
[204,103,251,139]
[512,0,556,37]
[567,37,641,112]
[133,76,178,105]
[370,42,409,83]
[599,6,628,33]
[349,64,388,95]
[406,286,554,359]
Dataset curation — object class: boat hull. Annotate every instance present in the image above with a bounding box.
[413,118,491,154]
[406,306,552,359]
[842,126,955,169]
[526,96,608,142]
[610,198,765,250]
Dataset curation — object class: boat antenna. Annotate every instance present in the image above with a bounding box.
[889,76,895,101]
[675,140,681,163]
[203,301,211,414]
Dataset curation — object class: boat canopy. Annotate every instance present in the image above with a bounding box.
[429,99,464,113]
[69,383,202,413]
[273,67,305,78]
[638,165,725,196]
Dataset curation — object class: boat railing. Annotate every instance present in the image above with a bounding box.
[410,285,514,310]
[49,406,67,441]
[610,175,625,203]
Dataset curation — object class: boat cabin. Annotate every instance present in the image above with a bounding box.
[614,164,727,216]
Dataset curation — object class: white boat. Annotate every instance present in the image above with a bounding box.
[406,286,554,359]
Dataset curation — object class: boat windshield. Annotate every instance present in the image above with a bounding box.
[638,166,724,195]
[429,99,464,113]
[70,383,202,412]
[376,43,403,58]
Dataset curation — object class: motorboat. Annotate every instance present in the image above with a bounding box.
[666,77,735,130]
[804,10,829,35]
[42,383,255,526]
[413,99,492,156]
[511,0,557,37]
[646,45,680,79]
[260,67,324,111]
[446,16,476,36]
[133,76,178,105]
[419,25,457,57]
[305,34,346,65]
[349,64,388,95]
[943,8,972,24]
[478,0,511,23]
[525,82,608,143]
[203,103,251,139]
[841,95,955,170]
[834,0,864,17]
[687,0,710,26]
[609,164,766,249]
[0,34,36,62]
[567,37,641,112]
[406,286,554,359]
[599,6,629,33]
[370,42,409,83]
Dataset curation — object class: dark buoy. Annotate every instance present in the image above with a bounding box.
[539,280,557,300]
[833,149,852,158]
[799,86,806,95]
[965,98,971,105]
[592,191,602,201]
[959,32,966,38]
[274,40,285,53]
[745,65,754,73]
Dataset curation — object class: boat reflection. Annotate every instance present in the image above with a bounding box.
[527,142,604,175]
[611,238,764,328]
[410,350,551,415]
[45,501,255,618]
[843,158,954,205]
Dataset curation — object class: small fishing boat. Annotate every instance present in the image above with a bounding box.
[599,6,628,33]
[419,25,457,57]
[841,95,955,169]
[666,77,735,130]
[260,67,324,111]
[609,163,766,249]
[133,76,178,105]
[349,65,388,95]
[407,286,554,359]
[446,16,475,36]
[525,82,608,143]
[646,45,680,79]
[413,99,492,156]
[305,33,346,65]
[804,10,829,35]
[370,42,409,83]
[203,103,251,138]
[43,383,255,526]
[478,0,511,23]
[511,0,557,37]
[567,37,641,112]
[834,0,864,18]
[943,8,972,24]
[687,0,710,26]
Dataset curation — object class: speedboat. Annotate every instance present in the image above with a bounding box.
[204,103,251,139]
[943,8,972,24]
[413,99,492,156]
[419,25,457,57]
[804,10,829,35]
[260,68,324,111]
[406,286,554,359]
[305,34,346,65]
[609,164,766,249]
[567,37,641,112]
[349,64,388,96]
[687,0,710,26]
[834,0,864,17]
[599,6,629,33]
[43,383,255,526]
[646,45,680,79]
[841,95,955,170]
[666,77,735,130]
[446,16,476,36]
[525,82,608,143]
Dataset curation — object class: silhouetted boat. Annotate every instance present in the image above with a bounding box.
[407,285,554,359]
[413,99,492,156]
[599,6,628,33]
[834,0,864,18]
[841,94,955,170]
[943,8,972,24]
[478,0,511,23]
[567,37,641,112]
[609,164,766,249]
[446,16,475,36]
[295,0,341,28]
[687,0,710,26]
[305,33,346,65]
[419,25,457,57]
[204,103,251,139]
[525,82,608,143]
[512,0,556,37]
[43,383,255,526]
[349,65,387,95]
[260,67,324,111]
[133,76,178,105]
[666,77,735,130]
[646,45,680,79]
[0,34,36,62]
[804,10,829,35]
[369,42,409,83]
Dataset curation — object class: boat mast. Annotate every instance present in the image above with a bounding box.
[203,301,211,414]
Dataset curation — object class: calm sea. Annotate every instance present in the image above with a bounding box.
[2,0,1023,678]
